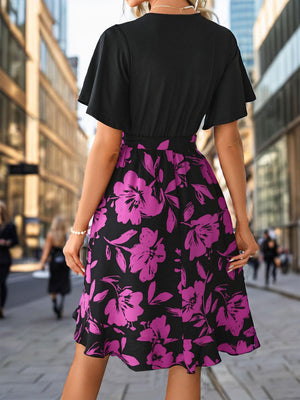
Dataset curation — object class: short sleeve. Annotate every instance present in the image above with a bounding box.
[77,25,131,131]
[202,33,256,130]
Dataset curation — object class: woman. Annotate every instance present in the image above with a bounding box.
[61,1,261,399]
[40,214,71,319]
[0,200,19,319]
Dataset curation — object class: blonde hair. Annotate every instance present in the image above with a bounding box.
[49,214,67,247]
[132,0,218,22]
[0,200,10,225]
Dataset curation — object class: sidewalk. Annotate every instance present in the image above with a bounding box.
[243,261,300,300]
[0,272,220,400]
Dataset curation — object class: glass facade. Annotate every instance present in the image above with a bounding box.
[43,0,67,53]
[254,3,300,152]
[257,0,300,78]
[6,0,26,35]
[39,177,78,227]
[0,91,26,153]
[0,15,26,90]
[39,133,84,187]
[255,136,289,234]
[230,0,255,70]
[39,85,75,149]
[40,37,75,110]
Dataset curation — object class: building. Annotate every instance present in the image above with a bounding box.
[196,0,256,230]
[253,0,300,270]
[0,0,88,259]
[230,0,256,72]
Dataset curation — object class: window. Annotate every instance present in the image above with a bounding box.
[6,0,26,35]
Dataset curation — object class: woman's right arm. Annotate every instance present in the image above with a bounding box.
[213,120,259,271]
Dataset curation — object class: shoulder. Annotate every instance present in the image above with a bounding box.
[98,24,129,47]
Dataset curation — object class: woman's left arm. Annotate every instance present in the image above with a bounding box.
[63,121,122,276]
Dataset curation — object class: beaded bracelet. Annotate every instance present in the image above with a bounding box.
[70,226,87,235]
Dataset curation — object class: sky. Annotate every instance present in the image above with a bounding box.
[67,0,230,143]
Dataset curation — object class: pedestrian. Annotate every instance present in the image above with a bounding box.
[261,229,279,286]
[61,1,261,399]
[278,247,289,274]
[0,200,19,319]
[40,214,71,319]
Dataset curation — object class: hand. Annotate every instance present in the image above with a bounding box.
[63,234,86,276]
[40,262,46,271]
[228,222,259,272]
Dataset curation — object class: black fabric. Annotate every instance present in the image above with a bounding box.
[202,33,256,130]
[0,223,19,265]
[48,246,71,295]
[78,13,256,136]
[77,25,131,131]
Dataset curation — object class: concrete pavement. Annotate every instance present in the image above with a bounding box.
[1,263,300,399]
[0,272,220,400]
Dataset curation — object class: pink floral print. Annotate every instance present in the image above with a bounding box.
[72,133,261,374]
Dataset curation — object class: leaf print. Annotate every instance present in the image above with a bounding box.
[166,194,179,208]
[89,320,101,335]
[194,336,214,346]
[106,245,111,260]
[109,229,138,245]
[183,202,194,222]
[115,247,127,273]
[166,307,182,317]
[158,168,163,183]
[157,139,169,150]
[121,336,127,350]
[121,354,140,366]
[196,261,207,280]
[93,289,109,303]
[205,293,212,314]
[143,153,156,177]
[150,292,173,305]
[165,179,176,194]
[217,239,238,258]
[211,298,218,313]
[192,184,214,205]
[148,281,156,303]
[101,275,120,284]
[166,207,177,233]
[113,327,125,334]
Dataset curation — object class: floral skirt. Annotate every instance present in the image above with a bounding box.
[72,132,261,374]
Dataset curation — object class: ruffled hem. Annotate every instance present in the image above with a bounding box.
[71,306,261,374]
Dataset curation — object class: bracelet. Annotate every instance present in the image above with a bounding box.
[70,226,87,235]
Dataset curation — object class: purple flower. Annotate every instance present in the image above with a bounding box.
[216,293,250,336]
[129,228,166,282]
[90,198,107,239]
[146,343,174,369]
[137,315,171,342]
[182,280,205,322]
[104,288,144,326]
[184,213,220,260]
[116,144,132,168]
[113,171,162,225]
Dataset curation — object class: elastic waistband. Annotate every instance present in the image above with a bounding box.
[121,133,197,152]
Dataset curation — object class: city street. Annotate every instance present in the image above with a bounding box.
[1,266,299,400]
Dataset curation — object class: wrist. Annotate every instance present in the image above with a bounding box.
[236,217,249,227]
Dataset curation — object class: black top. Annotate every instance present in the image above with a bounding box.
[78,12,256,137]
[0,222,19,265]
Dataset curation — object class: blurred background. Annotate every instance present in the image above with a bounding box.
[0,0,299,399]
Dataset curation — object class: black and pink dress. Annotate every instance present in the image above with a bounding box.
[72,12,261,374]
